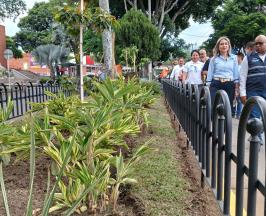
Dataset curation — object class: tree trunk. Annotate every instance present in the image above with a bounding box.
[124,0,128,12]
[134,0,137,9]
[99,0,113,76]
[49,64,56,80]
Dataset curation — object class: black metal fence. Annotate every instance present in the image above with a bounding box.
[0,82,72,120]
[162,79,266,216]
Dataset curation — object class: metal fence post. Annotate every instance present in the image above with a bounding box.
[162,81,266,216]
[246,118,262,216]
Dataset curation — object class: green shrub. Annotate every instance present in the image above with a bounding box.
[39,77,51,84]
[140,80,161,95]
[0,77,156,215]
[57,76,78,92]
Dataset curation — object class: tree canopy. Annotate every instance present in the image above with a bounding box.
[83,29,103,57]
[160,35,188,61]
[110,0,223,38]
[0,0,26,20]
[14,2,54,52]
[54,1,117,76]
[6,36,22,59]
[203,0,266,52]
[115,9,161,65]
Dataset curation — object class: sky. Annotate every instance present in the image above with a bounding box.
[179,20,213,47]
[1,0,213,46]
[1,0,47,36]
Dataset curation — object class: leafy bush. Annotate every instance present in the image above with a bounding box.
[39,77,51,84]
[57,76,78,92]
[0,77,157,215]
[140,80,161,95]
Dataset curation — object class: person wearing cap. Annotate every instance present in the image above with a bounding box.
[206,36,239,109]
[170,57,185,81]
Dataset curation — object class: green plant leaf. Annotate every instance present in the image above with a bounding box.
[0,162,10,216]
[26,113,36,216]
[42,129,78,216]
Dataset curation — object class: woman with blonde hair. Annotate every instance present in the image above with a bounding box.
[206,36,239,110]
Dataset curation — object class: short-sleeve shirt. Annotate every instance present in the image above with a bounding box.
[170,65,184,80]
[183,60,204,84]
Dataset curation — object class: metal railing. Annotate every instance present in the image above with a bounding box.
[0,82,72,120]
[162,79,266,216]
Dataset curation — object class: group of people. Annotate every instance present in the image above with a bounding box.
[170,49,208,86]
[169,34,266,121]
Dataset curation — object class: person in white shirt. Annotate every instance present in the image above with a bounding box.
[182,50,204,87]
[170,57,185,81]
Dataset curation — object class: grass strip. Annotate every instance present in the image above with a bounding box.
[132,97,188,216]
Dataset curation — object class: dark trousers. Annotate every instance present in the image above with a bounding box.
[210,80,235,112]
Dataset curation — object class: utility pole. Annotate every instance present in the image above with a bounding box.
[4,49,13,89]
[79,0,84,101]
[148,0,152,81]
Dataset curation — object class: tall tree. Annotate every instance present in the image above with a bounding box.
[203,0,266,52]
[14,2,54,52]
[99,0,113,75]
[116,9,161,66]
[0,0,26,20]
[54,0,117,75]
[111,0,223,38]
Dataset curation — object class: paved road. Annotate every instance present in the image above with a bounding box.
[231,118,264,215]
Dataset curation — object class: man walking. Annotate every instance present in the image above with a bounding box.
[240,35,266,117]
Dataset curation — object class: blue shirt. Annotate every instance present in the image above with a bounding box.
[207,54,239,83]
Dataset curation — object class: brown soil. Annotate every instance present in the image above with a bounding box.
[0,154,145,216]
[166,101,222,216]
[0,100,222,216]
[0,156,51,215]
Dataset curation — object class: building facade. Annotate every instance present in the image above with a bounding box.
[9,53,50,76]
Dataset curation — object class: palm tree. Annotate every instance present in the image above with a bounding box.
[31,44,70,80]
